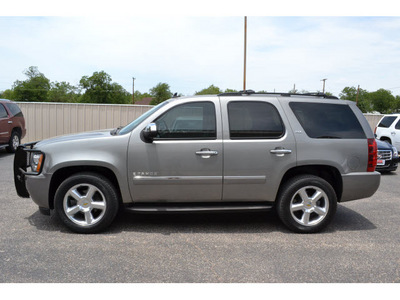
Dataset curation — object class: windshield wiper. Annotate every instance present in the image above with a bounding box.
[110,126,123,136]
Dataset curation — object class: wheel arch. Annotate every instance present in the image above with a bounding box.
[48,166,122,210]
[380,136,392,144]
[11,127,22,137]
[277,165,343,203]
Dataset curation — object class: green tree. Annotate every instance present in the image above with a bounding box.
[224,88,238,93]
[13,66,50,101]
[195,84,222,95]
[79,71,130,104]
[48,81,80,103]
[339,86,371,113]
[394,95,400,113]
[368,89,395,114]
[0,89,15,100]
[149,83,172,105]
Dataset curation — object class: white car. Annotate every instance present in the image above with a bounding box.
[375,114,400,151]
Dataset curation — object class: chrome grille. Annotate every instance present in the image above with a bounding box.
[378,150,392,160]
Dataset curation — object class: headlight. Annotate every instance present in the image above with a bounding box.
[30,152,44,173]
[392,147,398,157]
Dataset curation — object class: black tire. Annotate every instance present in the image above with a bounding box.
[54,172,119,234]
[276,175,337,233]
[6,131,20,153]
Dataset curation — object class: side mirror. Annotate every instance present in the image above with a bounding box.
[143,123,158,142]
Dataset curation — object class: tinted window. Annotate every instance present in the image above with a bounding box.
[5,103,23,117]
[154,102,216,139]
[378,116,397,128]
[228,101,284,139]
[290,102,365,139]
[0,104,8,118]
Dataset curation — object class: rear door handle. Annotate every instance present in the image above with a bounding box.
[196,149,218,158]
[8,121,13,124]
[270,148,292,156]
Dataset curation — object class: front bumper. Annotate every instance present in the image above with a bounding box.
[14,143,51,209]
[375,156,398,172]
[340,171,381,202]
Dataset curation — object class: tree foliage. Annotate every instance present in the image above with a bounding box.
[339,86,371,113]
[367,89,395,114]
[48,81,80,103]
[195,84,222,95]
[149,82,172,105]
[79,71,130,104]
[12,66,50,101]
[3,67,400,111]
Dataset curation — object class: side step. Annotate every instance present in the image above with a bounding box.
[124,202,274,214]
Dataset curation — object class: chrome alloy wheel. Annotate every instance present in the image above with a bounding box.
[289,186,329,227]
[12,134,20,150]
[63,183,107,227]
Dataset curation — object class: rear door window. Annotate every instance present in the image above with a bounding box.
[0,104,8,118]
[227,101,284,139]
[289,102,365,139]
[395,119,400,130]
[378,116,397,128]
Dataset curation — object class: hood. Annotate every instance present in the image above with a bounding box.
[34,129,113,148]
[376,139,393,150]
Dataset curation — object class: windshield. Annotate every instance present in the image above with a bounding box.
[118,101,170,135]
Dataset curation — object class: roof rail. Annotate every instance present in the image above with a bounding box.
[218,90,256,96]
[218,90,338,99]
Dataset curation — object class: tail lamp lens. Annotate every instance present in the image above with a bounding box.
[367,138,377,172]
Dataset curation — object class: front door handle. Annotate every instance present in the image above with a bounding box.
[196,149,218,158]
[270,148,292,157]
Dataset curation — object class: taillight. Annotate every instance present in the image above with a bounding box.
[374,127,377,134]
[367,138,377,172]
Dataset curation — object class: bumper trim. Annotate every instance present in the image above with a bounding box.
[340,171,381,202]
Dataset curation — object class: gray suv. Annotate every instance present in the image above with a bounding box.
[14,91,380,233]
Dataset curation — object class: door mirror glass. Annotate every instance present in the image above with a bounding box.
[143,123,158,142]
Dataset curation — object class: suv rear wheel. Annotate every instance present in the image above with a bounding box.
[276,175,337,233]
[54,172,119,233]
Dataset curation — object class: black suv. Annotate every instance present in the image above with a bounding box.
[375,139,398,172]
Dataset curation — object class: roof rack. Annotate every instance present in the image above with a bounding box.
[218,90,338,99]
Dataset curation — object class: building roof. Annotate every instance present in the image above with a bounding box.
[134,97,153,105]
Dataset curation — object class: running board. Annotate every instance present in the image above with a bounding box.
[124,202,274,214]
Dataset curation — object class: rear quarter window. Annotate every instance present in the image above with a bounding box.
[289,102,366,139]
[5,103,23,117]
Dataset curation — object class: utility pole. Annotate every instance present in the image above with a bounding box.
[132,77,135,104]
[243,16,247,91]
[356,85,360,106]
[321,78,327,94]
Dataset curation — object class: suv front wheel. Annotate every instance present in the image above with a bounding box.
[6,131,20,153]
[54,172,119,233]
[276,175,337,233]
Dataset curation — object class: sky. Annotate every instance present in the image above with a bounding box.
[1,1,400,97]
